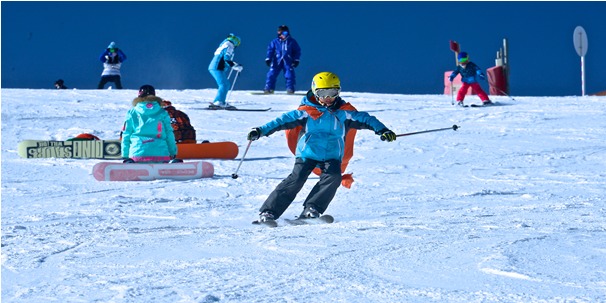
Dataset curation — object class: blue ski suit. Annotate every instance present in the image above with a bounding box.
[256,92,390,218]
[208,39,237,104]
[264,35,301,92]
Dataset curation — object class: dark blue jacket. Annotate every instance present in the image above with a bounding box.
[99,48,127,64]
[449,62,485,84]
[265,36,301,67]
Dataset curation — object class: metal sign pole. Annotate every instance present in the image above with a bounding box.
[573,26,588,96]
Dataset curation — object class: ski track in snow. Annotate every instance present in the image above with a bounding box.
[2,89,606,302]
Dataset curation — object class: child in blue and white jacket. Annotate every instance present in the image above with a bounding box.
[208,34,242,108]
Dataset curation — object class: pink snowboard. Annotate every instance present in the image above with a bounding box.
[93,161,214,181]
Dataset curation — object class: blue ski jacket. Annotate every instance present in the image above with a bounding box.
[99,48,127,64]
[449,62,485,84]
[208,39,236,71]
[121,96,177,162]
[265,36,301,67]
[257,92,389,162]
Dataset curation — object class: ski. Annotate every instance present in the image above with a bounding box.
[284,214,335,225]
[456,102,496,108]
[252,219,278,228]
[470,102,497,107]
[249,92,306,96]
[205,103,271,112]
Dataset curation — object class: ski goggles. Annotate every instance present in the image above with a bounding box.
[315,88,340,99]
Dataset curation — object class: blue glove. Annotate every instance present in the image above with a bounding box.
[479,74,486,81]
[292,60,300,68]
[449,75,455,82]
[265,59,271,67]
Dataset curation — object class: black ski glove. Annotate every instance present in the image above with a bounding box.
[379,129,397,142]
[123,158,135,163]
[265,59,271,67]
[292,60,300,68]
[247,127,261,141]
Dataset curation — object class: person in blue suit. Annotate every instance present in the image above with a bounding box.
[248,72,397,223]
[208,33,242,109]
[97,41,127,89]
[263,25,301,94]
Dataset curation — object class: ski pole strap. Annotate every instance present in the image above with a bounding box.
[395,125,459,137]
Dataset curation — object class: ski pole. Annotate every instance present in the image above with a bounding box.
[450,84,455,105]
[487,77,516,102]
[392,124,459,139]
[495,87,517,102]
[225,70,240,103]
[231,140,252,179]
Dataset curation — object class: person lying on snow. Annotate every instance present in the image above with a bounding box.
[247,71,397,223]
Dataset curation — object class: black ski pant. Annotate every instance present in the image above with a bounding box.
[259,157,342,219]
[97,75,123,89]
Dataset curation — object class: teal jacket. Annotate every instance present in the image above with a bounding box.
[257,91,389,162]
[121,96,178,162]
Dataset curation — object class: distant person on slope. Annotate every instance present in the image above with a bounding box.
[208,33,242,109]
[97,41,127,89]
[121,85,179,163]
[248,72,396,224]
[449,51,492,107]
[54,79,68,89]
[263,25,301,94]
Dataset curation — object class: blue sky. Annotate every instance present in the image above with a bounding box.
[2,1,605,96]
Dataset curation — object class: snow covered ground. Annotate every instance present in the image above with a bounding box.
[2,88,605,302]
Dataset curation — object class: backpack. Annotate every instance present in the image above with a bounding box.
[163,101,196,143]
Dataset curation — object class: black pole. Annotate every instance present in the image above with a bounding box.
[231,140,252,179]
[395,124,459,138]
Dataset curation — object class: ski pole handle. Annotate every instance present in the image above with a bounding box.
[395,125,459,138]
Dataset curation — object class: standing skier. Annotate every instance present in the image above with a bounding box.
[263,25,301,94]
[248,72,397,223]
[97,41,127,89]
[208,33,242,109]
[449,51,492,106]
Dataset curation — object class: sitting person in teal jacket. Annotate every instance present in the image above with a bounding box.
[121,85,178,163]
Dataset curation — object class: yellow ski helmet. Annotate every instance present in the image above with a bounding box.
[311,72,341,93]
[227,34,241,47]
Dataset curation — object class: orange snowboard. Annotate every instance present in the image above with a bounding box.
[176,142,239,159]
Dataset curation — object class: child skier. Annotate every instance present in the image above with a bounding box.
[247,72,397,224]
[208,33,242,109]
[121,85,178,163]
[449,52,493,107]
